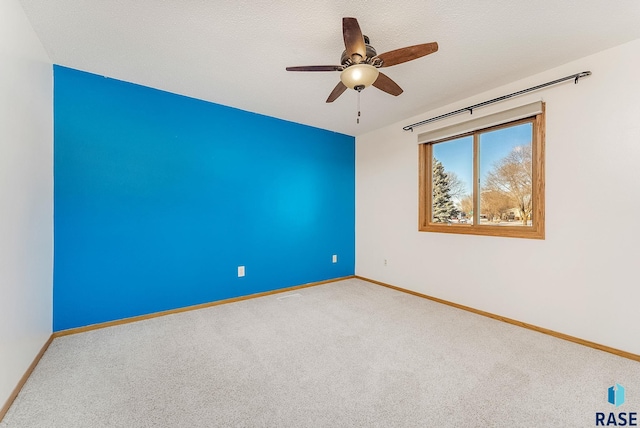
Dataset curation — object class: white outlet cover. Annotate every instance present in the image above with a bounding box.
[238,266,245,277]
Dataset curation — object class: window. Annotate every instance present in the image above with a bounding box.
[418,103,545,239]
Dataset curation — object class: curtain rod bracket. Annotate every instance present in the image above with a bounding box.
[575,71,592,84]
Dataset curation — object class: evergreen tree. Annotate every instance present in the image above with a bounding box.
[432,158,458,222]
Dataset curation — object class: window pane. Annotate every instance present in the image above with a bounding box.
[478,122,533,226]
[432,136,473,223]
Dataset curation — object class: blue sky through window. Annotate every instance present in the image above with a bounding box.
[432,122,533,200]
[433,136,472,196]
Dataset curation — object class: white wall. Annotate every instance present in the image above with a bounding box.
[0,0,53,409]
[356,39,640,355]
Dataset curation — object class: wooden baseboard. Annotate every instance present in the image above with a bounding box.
[355,275,640,363]
[0,334,54,423]
[53,275,355,338]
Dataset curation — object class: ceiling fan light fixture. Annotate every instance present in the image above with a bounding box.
[340,64,379,90]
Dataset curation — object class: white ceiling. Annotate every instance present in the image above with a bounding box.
[18,0,640,136]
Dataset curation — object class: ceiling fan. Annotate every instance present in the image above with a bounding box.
[286,17,438,103]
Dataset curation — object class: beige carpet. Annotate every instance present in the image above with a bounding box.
[2,278,639,427]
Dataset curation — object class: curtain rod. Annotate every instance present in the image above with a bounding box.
[403,71,592,132]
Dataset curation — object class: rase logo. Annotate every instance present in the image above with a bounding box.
[596,384,637,426]
[610,384,627,408]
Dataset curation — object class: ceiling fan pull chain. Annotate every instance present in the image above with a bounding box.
[357,91,361,124]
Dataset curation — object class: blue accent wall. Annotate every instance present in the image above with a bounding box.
[53,66,355,331]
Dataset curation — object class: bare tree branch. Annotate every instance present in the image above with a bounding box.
[483,145,533,224]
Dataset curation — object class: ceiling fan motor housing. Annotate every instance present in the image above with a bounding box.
[340,35,378,66]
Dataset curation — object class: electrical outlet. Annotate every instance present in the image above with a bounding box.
[238,266,245,277]
[384,259,387,266]
[332,254,338,263]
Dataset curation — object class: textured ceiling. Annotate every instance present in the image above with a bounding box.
[18,0,640,136]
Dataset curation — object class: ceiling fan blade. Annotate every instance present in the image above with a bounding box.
[286,65,342,72]
[372,72,403,96]
[377,42,439,67]
[342,17,366,62]
[326,81,347,103]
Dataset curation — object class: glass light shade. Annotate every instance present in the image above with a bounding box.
[340,64,380,89]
